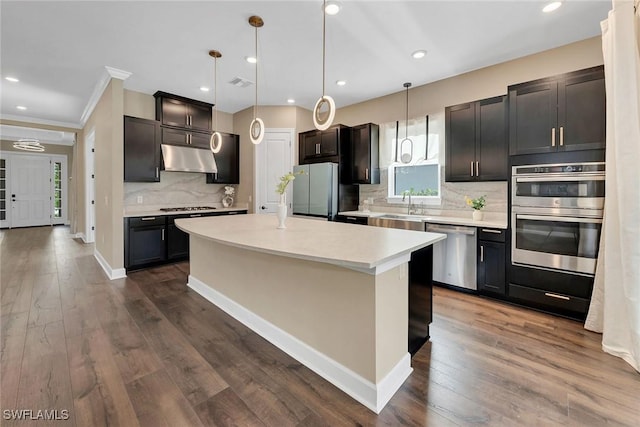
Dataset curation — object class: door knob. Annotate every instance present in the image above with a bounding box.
[261,206,267,210]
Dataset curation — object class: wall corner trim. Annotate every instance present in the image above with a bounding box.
[187,274,412,413]
[80,66,132,127]
[94,248,127,280]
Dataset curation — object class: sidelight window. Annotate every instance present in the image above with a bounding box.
[53,161,62,218]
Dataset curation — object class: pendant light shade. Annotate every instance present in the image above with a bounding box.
[249,15,265,145]
[399,82,413,164]
[313,0,335,131]
[208,50,223,154]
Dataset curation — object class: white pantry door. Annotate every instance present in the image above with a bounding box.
[10,154,52,227]
[255,129,294,214]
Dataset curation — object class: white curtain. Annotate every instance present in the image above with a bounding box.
[585,0,640,373]
[379,117,439,169]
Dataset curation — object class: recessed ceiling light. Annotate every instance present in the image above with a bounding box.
[336,80,346,86]
[542,1,562,13]
[324,1,341,15]
[16,106,27,110]
[287,99,295,104]
[412,50,427,59]
[200,86,210,92]
[245,56,257,64]
[5,76,19,82]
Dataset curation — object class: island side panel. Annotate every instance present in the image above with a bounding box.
[189,235,387,382]
[374,264,409,382]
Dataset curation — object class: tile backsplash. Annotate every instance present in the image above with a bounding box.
[358,167,508,214]
[124,171,229,207]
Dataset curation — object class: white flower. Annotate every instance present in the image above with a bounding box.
[224,186,235,196]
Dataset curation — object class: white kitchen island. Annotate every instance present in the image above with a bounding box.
[176,214,445,413]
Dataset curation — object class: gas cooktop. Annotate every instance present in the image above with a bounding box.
[159,206,216,212]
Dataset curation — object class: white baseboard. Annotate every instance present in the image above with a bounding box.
[73,232,86,241]
[188,275,412,413]
[94,249,127,280]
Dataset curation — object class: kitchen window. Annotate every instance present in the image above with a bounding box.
[383,116,441,204]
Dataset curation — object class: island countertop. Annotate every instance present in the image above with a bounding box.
[176,214,446,274]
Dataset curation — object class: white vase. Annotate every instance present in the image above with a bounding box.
[277,193,287,229]
[472,210,484,221]
[222,195,234,208]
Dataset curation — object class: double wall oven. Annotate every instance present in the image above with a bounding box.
[511,162,605,277]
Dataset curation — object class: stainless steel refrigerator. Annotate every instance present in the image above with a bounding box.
[292,163,338,219]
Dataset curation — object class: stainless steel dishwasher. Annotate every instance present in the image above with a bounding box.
[425,224,477,290]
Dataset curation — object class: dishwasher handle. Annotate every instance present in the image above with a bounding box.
[426,224,476,235]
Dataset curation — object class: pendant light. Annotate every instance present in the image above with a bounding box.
[399,82,413,164]
[248,15,265,145]
[209,50,223,154]
[13,138,45,152]
[313,0,336,131]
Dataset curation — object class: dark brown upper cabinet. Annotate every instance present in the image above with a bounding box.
[445,95,508,182]
[299,125,350,164]
[160,126,212,150]
[154,91,213,132]
[206,132,240,184]
[124,115,161,182]
[508,66,605,155]
[351,123,380,184]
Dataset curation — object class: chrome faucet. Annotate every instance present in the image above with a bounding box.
[407,193,414,215]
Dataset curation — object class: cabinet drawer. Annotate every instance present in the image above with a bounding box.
[478,228,505,242]
[129,216,166,227]
[508,283,590,314]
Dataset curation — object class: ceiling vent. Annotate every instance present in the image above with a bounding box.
[228,77,254,88]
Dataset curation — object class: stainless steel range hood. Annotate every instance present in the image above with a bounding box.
[161,144,218,173]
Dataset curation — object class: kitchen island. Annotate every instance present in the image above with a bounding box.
[176,214,445,413]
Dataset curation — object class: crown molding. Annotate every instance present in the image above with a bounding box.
[105,66,133,81]
[0,114,81,130]
[79,65,132,127]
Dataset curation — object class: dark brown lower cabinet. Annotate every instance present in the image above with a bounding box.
[477,228,507,295]
[125,210,247,271]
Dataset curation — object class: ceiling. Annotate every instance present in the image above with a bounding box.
[1,1,611,129]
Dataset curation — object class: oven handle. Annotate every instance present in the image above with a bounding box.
[515,176,605,183]
[515,214,602,224]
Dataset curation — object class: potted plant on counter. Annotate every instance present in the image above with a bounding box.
[465,195,486,221]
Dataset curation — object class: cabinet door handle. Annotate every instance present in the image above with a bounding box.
[481,229,502,234]
[559,126,564,146]
[189,214,202,218]
[365,168,369,180]
[544,292,570,301]
[551,127,556,147]
[155,167,159,179]
[161,229,165,240]
[141,217,156,221]
[476,161,479,177]
[316,143,320,155]
[480,245,484,262]
[470,161,474,177]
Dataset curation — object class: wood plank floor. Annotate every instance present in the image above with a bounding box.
[1,226,639,426]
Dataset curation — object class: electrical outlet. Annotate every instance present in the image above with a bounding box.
[104,196,108,206]
[249,195,252,202]
[137,196,143,204]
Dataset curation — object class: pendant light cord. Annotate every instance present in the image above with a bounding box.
[405,85,409,139]
[254,24,258,121]
[214,57,218,131]
[322,0,326,97]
